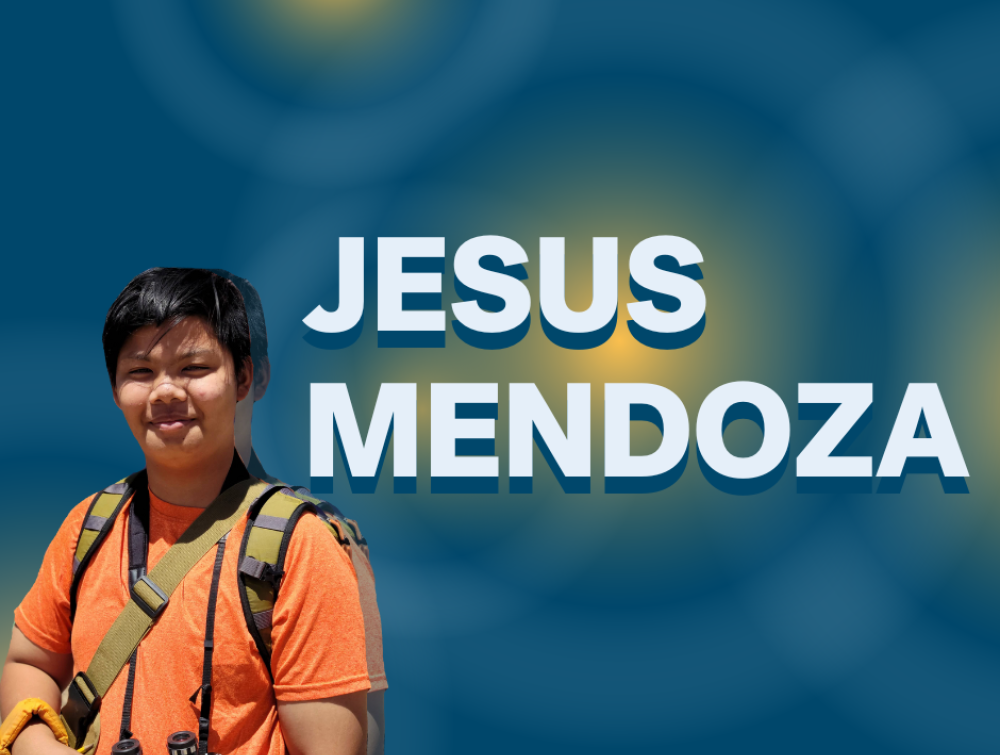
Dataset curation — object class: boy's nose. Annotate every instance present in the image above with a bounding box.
[150,375,186,403]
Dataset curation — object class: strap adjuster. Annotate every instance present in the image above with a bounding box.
[130,574,169,619]
[260,562,284,590]
[239,556,284,589]
[71,671,100,708]
[61,672,101,745]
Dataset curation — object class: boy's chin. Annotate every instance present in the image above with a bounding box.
[140,431,214,463]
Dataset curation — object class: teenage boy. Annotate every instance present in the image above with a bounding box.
[0,269,369,755]
[216,270,386,755]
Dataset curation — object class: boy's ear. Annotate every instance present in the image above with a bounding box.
[111,381,121,410]
[236,357,254,402]
[254,357,271,402]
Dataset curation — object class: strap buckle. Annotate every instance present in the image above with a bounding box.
[61,672,101,746]
[130,574,170,619]
[239,556,284,590]
[259,562,284,590]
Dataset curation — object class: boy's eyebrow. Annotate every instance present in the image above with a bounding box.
[121,348,215,361]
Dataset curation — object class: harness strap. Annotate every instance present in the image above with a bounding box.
[193,532,229,755]
[127,486,150,586]
[118,649,138,741]
[61,478,273,750]
[119,485,151,740]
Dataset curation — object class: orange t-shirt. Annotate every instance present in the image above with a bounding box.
[14,488,371,755]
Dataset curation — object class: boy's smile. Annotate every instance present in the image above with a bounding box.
[114,316,252,467]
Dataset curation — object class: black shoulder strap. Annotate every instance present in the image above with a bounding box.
[119,484,150,741]
[191,531,229,755]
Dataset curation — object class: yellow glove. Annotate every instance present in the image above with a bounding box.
[0,698,70,755]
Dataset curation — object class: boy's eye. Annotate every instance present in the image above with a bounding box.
[128,367,152,375]
[183,364,210,372]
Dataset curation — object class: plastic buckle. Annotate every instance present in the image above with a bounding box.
[130,574,170,619]
[128,566,147,587]
[260,563,285,590]
[62,672,101,745]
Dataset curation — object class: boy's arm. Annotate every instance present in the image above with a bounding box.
[270,514,372,755]
[278,690,367,755]
[0,625,76,755]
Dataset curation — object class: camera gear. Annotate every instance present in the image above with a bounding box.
[112,738,142,755]
[166,731,197,755]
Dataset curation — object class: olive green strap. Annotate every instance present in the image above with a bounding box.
[240,491,304,651]
[84,479,271,697]
[73,480,129,572]
[238,489,357,665]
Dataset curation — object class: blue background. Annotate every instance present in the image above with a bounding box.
[3,1,1000,753]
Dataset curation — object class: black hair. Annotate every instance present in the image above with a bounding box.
[209,269,269,388]
[103,268,252,387]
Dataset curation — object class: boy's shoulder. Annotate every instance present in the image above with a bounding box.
[67,493,100,524]
[244,486,355,564]
[72,475,141,531]
[59,488,119,549]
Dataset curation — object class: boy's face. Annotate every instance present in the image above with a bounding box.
[114,316,253,468]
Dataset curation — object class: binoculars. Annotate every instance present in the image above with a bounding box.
[112,731,208,755]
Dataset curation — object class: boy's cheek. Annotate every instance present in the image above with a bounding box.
[191,383,235,409]
[115,384,144,405]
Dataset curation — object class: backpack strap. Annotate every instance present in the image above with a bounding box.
[236,490,353,674]
[70,471,145,622]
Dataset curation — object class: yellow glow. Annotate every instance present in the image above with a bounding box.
[206,0,435,84]
[255,0,396,36]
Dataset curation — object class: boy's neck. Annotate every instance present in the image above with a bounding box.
[146,444,239,508]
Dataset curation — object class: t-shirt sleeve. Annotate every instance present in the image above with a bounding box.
[269,514,371,701]
[350,546,388,692]
[14,496,96,655]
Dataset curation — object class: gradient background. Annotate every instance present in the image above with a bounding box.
[2,2,999,753]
